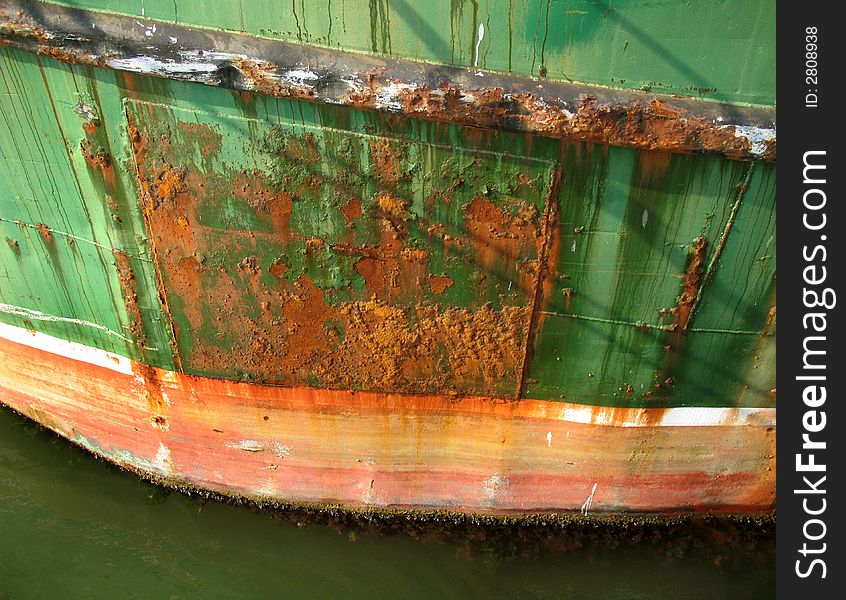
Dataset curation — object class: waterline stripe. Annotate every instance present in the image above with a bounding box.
[0,319,134,375]
[0,321,775,428]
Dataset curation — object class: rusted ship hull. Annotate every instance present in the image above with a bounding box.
[0,1,776,515]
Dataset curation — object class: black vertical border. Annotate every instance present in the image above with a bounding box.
[777,2,843,597]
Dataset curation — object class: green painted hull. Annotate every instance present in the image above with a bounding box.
[0,0,775,410]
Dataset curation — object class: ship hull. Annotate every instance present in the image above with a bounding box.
[1,322,775,514]
[0,1,776,516]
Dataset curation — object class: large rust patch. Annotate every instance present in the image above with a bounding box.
[127,102,556,397]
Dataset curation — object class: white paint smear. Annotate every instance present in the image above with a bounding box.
[580,483,598,515]
[474,22,485,68]
[730,125,776,157]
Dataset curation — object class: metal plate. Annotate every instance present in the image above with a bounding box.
[126,98,557,397]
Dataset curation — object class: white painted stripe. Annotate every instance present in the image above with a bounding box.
[0,321,776,428]
[0,320,134,375]
[557,404,775,428]
[657,406,775,428]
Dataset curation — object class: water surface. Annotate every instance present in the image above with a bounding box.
[0,405,774,599]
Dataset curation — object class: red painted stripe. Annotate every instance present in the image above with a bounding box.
[0,334,775,514]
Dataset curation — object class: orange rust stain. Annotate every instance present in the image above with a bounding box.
[463,196,541,294]
[176,122,223,157]
[113,250,146,344]
[229,171,296,237]
[342,197,428,299]
[266,191,295,232]
[354,256,389,294]
[391,85,509,131]
[522,172,562,390]
[2,18,772,161]
[342,84,764,159]
[233,58,317,100]
[268,260,288,277]
[121,71,139,97]
[79,139,119,189]
[766,305,776,327]
[129,115,533,397]
[133,362,169,430]
[559,97,754,159]
[152,163,188,205]
[0,334,777,514]
[428,274,454,294]
[400,247,427,263]
[376,192,410,231]
[305,237,324,254]
[36,45,93,65]
[464,197,540,253]
[140,171,528,393]
[762,139,777,161]
[34,223,52,244]
[351,243,427,299]
[369,139,405,187]
[316,300,530,394]
[636,149,673,182]
[674,237,708,330]
[340,197,362,222]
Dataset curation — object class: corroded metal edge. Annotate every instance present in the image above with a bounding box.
[1,0,775,161]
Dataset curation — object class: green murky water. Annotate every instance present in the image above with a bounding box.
[0,405,774,599]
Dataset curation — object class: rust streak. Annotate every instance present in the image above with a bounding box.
[673,237,708,331]
[688,167,754,321]
[126,118,183,370]
[516,166,562,399]
[34,222,53,244]
[112,249,145,344]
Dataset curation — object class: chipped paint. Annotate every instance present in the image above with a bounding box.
[473,22,484,72]
[226,439,292,457]
[483,473,508,499]
[106,55,223,77]
[374,81,417,112]
[227,439,266,452]
[154,442,172,473]
[731,125,777,158]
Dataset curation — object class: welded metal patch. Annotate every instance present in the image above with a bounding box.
[126,100,557,397]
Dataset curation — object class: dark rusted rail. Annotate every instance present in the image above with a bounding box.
[0,0,775,161]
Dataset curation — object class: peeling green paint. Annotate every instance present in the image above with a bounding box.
[0,39,775,408]
[0,48,173,367]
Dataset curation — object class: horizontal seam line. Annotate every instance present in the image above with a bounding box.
[1,217,153,263]
[539,310,773,336]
